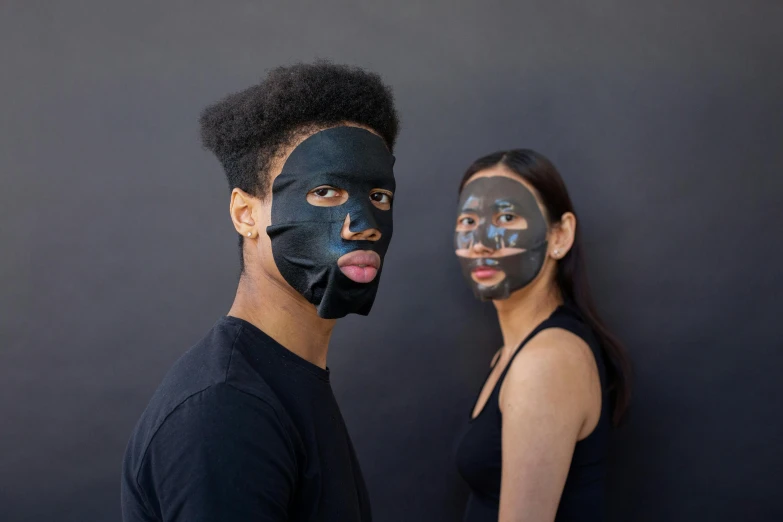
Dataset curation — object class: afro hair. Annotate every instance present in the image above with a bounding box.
[198,61,399,272]
[199,61,399,201]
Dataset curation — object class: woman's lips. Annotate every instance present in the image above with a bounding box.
[337,250,381,283]
[472,266,501,280]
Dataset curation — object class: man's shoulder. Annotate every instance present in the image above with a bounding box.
[160,316,281,404]
[123,319,293,480]
[143,317,279,417]
[121,381,300,519]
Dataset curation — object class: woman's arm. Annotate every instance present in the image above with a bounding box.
[498,328,602,522]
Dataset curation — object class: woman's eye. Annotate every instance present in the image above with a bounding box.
[495,213,528,229]
[459,217,475,226]
[313,187,340,198]
[371,192,392,204]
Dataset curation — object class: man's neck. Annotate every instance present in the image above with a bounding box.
[227,270,336,370]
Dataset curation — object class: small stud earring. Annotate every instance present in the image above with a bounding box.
[247,232,252,237]
[553,249,560,257]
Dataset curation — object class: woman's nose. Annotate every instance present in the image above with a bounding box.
[471,240,493,254]
[340,214,382,241]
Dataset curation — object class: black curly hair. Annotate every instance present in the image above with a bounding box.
[199,61,399,271]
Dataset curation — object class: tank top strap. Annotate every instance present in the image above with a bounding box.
[495,311,567,385]
[554,303,608,387]
[545,304,591,341]
[495,303,605,388]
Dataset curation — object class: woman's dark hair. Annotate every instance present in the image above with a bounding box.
[459,149,631,425]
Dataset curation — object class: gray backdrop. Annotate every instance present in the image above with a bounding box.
[2,1,782,521]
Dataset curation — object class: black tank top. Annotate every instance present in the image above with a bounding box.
[454,303,610,522]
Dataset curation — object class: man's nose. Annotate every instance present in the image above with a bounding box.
[341,214,382,241]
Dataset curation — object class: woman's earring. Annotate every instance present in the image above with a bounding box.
[247,232,252,237]
[553,249,560,258]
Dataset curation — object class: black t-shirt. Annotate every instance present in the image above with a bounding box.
[121,316,371,522]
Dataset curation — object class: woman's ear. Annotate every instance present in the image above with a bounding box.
[549,212,576,260]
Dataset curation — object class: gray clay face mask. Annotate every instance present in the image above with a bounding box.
[266,126,396,319]
[455,176,548,301]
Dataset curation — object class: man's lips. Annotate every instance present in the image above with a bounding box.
[337,250,381,283]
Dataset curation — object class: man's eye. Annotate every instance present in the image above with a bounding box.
[371,192,392,204]
[499,214,516,223]
[459,217,475,226]
[313,187,340,198]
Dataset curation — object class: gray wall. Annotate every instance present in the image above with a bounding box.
[2,1,782,520]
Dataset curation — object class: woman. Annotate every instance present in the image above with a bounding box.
[453,149,631,522]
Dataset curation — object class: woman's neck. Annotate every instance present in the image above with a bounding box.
[493,279,562,356]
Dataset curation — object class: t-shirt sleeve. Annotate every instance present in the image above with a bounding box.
[134,383,297,522]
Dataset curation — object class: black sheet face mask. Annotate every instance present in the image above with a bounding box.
[455,176,548,301]
[266,126,396,319]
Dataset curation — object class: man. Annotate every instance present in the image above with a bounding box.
[121,62,399,522]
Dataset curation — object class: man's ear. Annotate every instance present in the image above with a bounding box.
[230,188,258,239]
